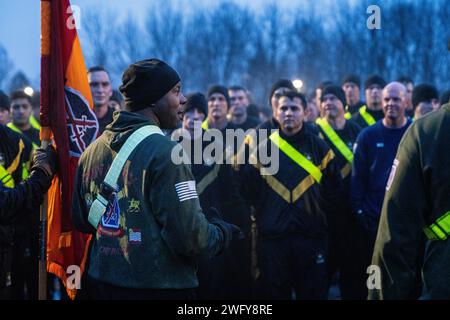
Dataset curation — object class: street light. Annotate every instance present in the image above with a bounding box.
[24,86,34,96]
[292,79,303,91]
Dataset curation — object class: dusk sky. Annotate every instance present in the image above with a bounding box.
[0,0,300,89]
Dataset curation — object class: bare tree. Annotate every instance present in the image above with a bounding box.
[0,44,13,90]
[144,0,184,67]
[290,6,333,92]
[8,71,30,93]
[71,0,449,100]
[247,3,292,106]
[80,10,117,68]
[110,14,146,77]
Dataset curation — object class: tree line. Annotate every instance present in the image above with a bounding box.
[1,0,449,108]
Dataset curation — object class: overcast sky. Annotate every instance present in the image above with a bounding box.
[0,0,304,88]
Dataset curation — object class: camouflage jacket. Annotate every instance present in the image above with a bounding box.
[72,111,224,289]
[370,104,450,299]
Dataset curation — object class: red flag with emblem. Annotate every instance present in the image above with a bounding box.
[40,0,98,299]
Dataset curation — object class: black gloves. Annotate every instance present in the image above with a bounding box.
[30,145,57,178]
[206,207,243,252]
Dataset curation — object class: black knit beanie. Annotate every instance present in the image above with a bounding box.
[412,84,439,109]
[342,74,361,88]
[364,75,386,89]
[119,58,180,112]
[207,85,230,108]
[321,85,347,106]
[184,92,207,116]
[269,79,295,102]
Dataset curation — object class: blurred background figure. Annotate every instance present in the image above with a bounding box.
[87,66,113,134]
[412,83,440,120]
[341,74,365,118]
[396,76,414,118]
[109,89,124,112]
[8,90,40,148]
[0,91,10,126]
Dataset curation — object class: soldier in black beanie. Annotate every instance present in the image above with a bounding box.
[412,83,440,119]
[318,85,363,299]
[342,74,365,117]
[351,75,386,129]
[73,58,242,300]
[269,79,295,115]
[321,85,347,107]
[204,85,236,131]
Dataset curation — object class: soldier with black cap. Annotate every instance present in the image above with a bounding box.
[316,85,362,299]
[352,75,386,129]
[175,93,250,299]
[258,79,320,135]
[342,74,365,118]
[72,58,241,299]
[411,83,440,120]
[239,90,344,299]
[202,85,238,132]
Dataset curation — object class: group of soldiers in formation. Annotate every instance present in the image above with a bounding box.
[1,59,449,300]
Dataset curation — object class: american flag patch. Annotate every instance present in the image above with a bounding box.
[129,229,141,243]
[175,180,198,202]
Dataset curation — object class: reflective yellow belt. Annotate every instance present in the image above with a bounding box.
[7,122,39,149]
[269,131,322,183]
[7,122,21,134]
[423,211,450,241]
[0,164,14,188]
[29,114,41,130]
[316,118,354,164]
[358,105,376,126]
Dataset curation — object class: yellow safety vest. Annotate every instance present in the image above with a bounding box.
[0,164,14,188]
[7,122,39,149]
[423,211,450,241]
[316,118,354,164]
[358,105,376,126]
[269,131,323,183]
[247,132,334,203]
[29,114,41,130]
[0,137,29,186]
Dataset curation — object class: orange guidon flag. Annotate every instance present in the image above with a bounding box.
[41,0,98,299]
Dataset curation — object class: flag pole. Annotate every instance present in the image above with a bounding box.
[39,0,52,300]
[38,142,49,301]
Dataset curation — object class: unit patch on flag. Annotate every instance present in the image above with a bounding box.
[175,180,198,202]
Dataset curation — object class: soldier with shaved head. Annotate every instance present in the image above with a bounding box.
[350,82,412,299]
